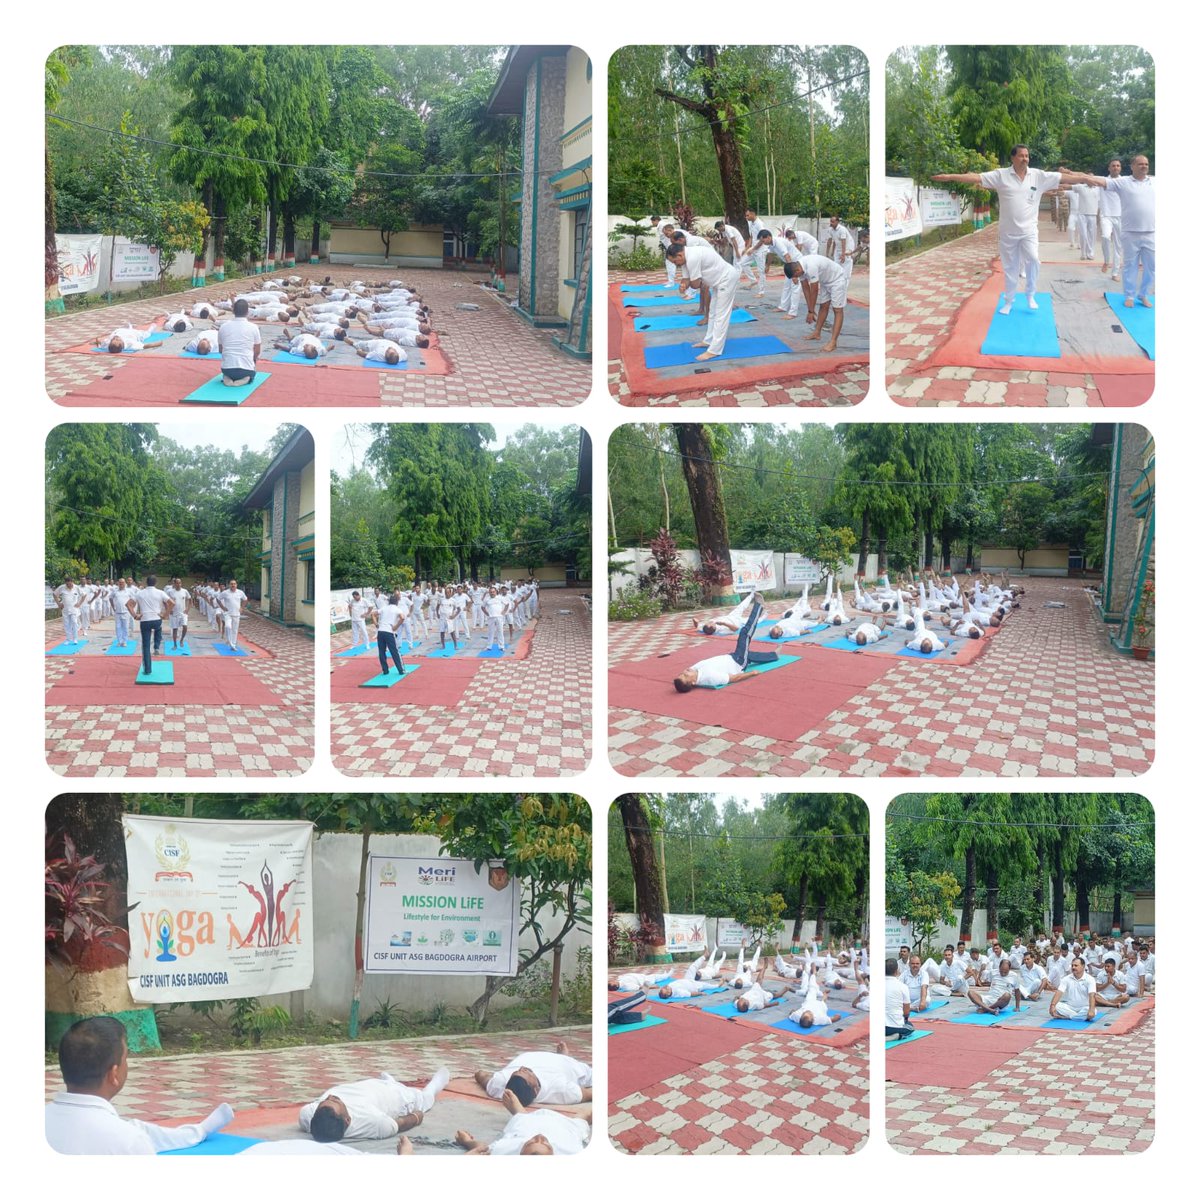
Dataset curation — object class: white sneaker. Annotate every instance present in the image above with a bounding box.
[999,300,1013,316]
[1026,295,1039,310]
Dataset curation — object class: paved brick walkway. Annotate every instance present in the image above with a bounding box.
[886,224,1146,408]
[608,268,867,408]
[887,1008,1154,1154]
[45,266,590,408]
[608,578,1153,778]
[45,612,313,777]
[44,1027,590,1123]
[332,593,591,777]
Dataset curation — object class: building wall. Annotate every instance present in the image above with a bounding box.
[979,545,1070,573]
[557,49,593,331]
[500,563,568,585]
[519,54,567,322]
[292,462,316,629]
[327,225,443,266]
[259,510,272,613]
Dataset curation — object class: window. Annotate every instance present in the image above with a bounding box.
[573,207,589,281]
[304,560,315,604]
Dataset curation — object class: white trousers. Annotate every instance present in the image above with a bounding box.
[1101,215,1123,272]
[78,605,91,633]
[1067,213,1078,243]
[1077,212,1096,259]
[226,613,240,648]
[1120,230,1155,300]
[665,255,677,286]
[702,280,738,355]
[778,274,794,312]
[487,615,505,649]
[114,612,130,645]
[350,617,368,647]
[999,232,1040,299]
[62,612,79,642]
[1055,1002,1089,1020]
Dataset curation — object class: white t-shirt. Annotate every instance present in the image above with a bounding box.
[979,166,1063,237]
[826,224,854,260]
[376,602,402,632]
[1072,184,1100,216]
[361,338,407,363]
[682,244,741,289]
[1098,185,1123,218]
[489,1110,590,1156]
[884,975,909,1026]
[791,230,819,255]
[349,600,369,621]
[796,254,844,287]
[691,652,742,688]
[484,1052,591,1105]
[298,1075,423,1140]
[1096,970,1127,997]
[56,585,80,614]
[1105,174,1155,231]
[1056,972,1097,1009]
[183,335,217,354]
[44,1093,212,1154]
[220,589,247,615]
[135,587,170,621]
[217,317,261,372]
[902,965,926,1002]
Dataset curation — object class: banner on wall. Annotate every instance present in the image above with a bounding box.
[716,918,751,947]
[663,913,707,954]
[884,178,922,242]
[884,915,911,952]
[783,555,822,586]
[111,239,161,282]
[363,855,519,975]
[54,233,103,295]
[330,587,378,625]
[730,549,776,593]
[123,815,314,1003]
[919,187,965,227]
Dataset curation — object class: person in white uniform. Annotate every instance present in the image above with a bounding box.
[299,1066,450,1142]
[55,578,82,643]
[1049,957,1097,1021]
[751,229,799,313]
[219,579,248,649]
[665,240,742,360]
[165,578,191,650]
[1098,158,1124,280]
[650,216,679,288]
[112,578,134,648]
[275,331,328,359]
[46,1016,234,1154]
[216,298,261,386]
[789,255,847,350]
[455,1092,590,1155]
[1072,181,1100,260]
[1075,155,1155,307]
[476,1046,592,1108]
[745,208,770,295]
[127,575,172,676]
[1094,958,1130,1007]
[713,220,756,287]
[692,590,757,636]
[884,957,914,1038]
[787,976,834,1027]
[968,956,1018,1015]
[674,593,778,691]
[348,591,370,648]
[935,146,1095,315]
[825,215,856,284]
[93,321,163,353]
[1016,951,1049,1001]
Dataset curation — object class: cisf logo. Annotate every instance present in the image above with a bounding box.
[417,865,456,886]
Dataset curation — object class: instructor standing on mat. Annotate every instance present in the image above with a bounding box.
[665,240,740,361]
[126,576,173,677]
[934,146,1094,316]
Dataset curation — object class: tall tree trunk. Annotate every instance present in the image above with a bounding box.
[1034,846,1046,924]
[618,795,667,958]
[1111,888,1123,933]
[877,537,888,576]
[1051,868,1066,932]
[965,537,974,570]
[283,212,296,263]
[212,194,227,280]
[814,901,827,945]
[959,845,977,939]
[985,863,1000,940]
[857,512,871,575]
[674,425,733,596]
[1076,865,1091,932]
[940,527,953,570]
[924,526,935,569]
[310,214,321,262]
[790,875,809,942]
[45,146,64,311]
[266,206,279,270]
[348,825,372,1038]
[548,943,563,1026]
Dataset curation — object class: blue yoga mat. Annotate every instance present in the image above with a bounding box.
[361,662,421,688]
[644,334,792,369]
[622,294,700,308]
[621,284,675,292]
[162,643,193,656]
[136,661,174,684]
[912,999,949,1013]
[1041,1017,1099,1030]
[823,634,892,653]
[705,653,800,688]
[768,1011,850,1036]
[179,348,223,359]
[1105,293,1155,359]
[159,1133,262,1156]
[360,357,410,370]
[703,999,783,1019]
[885,1029,935,1049]
[46,639,88,656]
[271,348,329,366]
[425,646,462,658]
[180,372,271,405]
[609,1015,668,1036]
[980,293,1061,358]
[652,986,727,1004]
[88,330,172,353]
[213,643,251,657]
[951,1012,1009,1026]
[104,642,138,656]
[337,643,377,658]
[896,643,949,660]
[634,309,755,332]
[477,646,513,658]
[753,618,829,643]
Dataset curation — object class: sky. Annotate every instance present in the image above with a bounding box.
[155,421,288,456]
[331,424,514,477]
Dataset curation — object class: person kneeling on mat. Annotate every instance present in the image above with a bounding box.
[674,592,777,691]
[217,298,261,387]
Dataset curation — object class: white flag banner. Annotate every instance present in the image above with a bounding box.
[663,913,707,955]
[55,233,103,295]
[123,814,314,1003]
[783,554,822,586]
[111,239,161,282]
[919,187,966,227]
[730,549,776,593]
[884,177,923,242]
[363,855,519,976]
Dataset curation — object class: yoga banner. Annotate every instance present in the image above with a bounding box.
[730,549,776,593]
[884,178,922,242]
[919,187,965,227]
[123,815,314,1003]
[663,913,707,955]
[716,918,752,947]
[111,239,161,282]
[44,586,58,610]
[884,915,911,952]
[363,855,519,976]
[783,555,822,586]
[330,587,380,624]
[54,233,103,295]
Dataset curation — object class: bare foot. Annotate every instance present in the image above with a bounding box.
[781,314,795,320]
[690,341,708,348]
[823,341,839,353]
[695,317,707,326]
[1139,296,1153,308]
[556,1040,568,1056]
[455,1129,475,1148]
[694,351,720,361]
[1124,297,1135,308]
[502,1088,526,1115]
[804,331,821,341]
[396,1135,413,1155]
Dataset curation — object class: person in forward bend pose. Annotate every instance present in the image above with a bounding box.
[713,220,757,287]
[787,255,848,350]
[674,593,777,691]
[664,240,741,361]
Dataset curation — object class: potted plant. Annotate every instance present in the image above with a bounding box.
[1132,578,1154,660]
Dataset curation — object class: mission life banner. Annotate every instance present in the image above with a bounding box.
[363,855,520,976]
[123,815,314,1004]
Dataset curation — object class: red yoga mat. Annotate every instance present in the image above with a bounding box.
[608,643,893,741]
[45,656,286,706]
[330,656,482,706]
[884,1023,1043,1088]
[1093,373,1154,407]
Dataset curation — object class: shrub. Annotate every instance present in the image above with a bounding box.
[648,528,685,609]
[609,585,663,621]
[608,243,663,272]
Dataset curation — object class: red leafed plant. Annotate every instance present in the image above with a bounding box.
[671,201,697,233]
[45,834,124,966]
[649,528,685,609]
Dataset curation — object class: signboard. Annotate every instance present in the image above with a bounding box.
[783,555,822,586]
[884,177,922,242]
[55,233,103,295]
[884,914,911,953]
[330,587,378,625]
[716,918,752,947]
[663,913,707,955]
[45,586,58,610]
[111,239,161,282]
[123,815,314,1003]
[363,855,519,976]
[919,187,965,228]
[730,549,776,593]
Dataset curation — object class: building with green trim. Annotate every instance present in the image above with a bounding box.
[1099,425,1154,656]
[241,428,316,630]
[486,46,592,358]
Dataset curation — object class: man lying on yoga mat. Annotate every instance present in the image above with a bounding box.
[692,591,757,636]
[786,976,836,1027]
[456,1091,590,1155]
[300,1066,451,1142]
[475,1046,592,1107]
[674,592,777,691]
[93,320,165,353]
[46,1017,235,1154]
[274,331,328,359]
[734,963,789,1012]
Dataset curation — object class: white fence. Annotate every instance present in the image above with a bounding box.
[613,913,862,955]
[609,214,849,257]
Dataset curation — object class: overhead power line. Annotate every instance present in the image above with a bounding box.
[889,813,1152,830]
